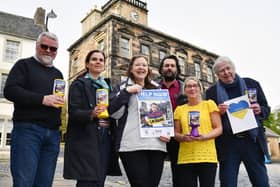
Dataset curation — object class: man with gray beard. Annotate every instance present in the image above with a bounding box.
[4,32,64,187]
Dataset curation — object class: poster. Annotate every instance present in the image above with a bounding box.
[137,89,174,138]
[224,95,258,134]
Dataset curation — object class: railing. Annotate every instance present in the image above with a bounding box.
[102,0,147,10]
[125,0,147,9]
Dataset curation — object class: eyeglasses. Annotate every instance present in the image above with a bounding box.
[185,84,199,89]
[40,44,58,52]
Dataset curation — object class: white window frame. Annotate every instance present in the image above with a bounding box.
[120,37,130,58]
[5,40,20,63]
[207,66,213,82]
[195,62,201,79]
[0,74,8,98]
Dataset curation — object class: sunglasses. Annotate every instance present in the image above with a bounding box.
[40,44,58,52]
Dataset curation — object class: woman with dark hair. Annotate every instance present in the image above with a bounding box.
[63,50,121,187]
[109,55,170,187]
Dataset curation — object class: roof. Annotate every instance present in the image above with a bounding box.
[0,11,43,40]
[265,127,280,138]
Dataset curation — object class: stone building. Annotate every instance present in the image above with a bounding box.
[265,127,280,160]
[68,0,218,89]
[0,8,44,150]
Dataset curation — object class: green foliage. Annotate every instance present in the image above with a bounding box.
[263,112,280,135]
[60,103,68,142]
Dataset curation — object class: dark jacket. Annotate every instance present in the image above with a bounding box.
[206,77,270,160]
[63,77,121,181]
[109,79,160,151]
[4,57,63,129]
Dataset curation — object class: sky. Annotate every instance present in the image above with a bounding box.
[1,0,280,110]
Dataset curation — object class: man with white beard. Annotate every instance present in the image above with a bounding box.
[4,32,64,187]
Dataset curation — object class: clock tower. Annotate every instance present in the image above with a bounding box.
[102,0,148,25]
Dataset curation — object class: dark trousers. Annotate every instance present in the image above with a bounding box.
[76,127,112,187]
[119,150,166,187]
[177,163,217,187]
[219,136,269,187]
[76,181,102,187]
[167,137,179,187]
[11,122,60,187]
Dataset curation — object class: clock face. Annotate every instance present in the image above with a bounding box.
[130,11,139,22]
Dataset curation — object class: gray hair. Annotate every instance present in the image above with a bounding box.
[213,56,235,74]
[37,32,58,44]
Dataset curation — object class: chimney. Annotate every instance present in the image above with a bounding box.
[34,7,46,28]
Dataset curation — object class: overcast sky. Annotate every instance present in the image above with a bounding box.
[1,0,280,109]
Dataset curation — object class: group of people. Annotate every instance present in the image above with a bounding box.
[4,31,270,187]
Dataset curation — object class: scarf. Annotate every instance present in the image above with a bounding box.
[216,74,259,141]
[85,73,110,90]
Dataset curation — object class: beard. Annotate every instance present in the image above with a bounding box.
[163,71,176,82]
[39,55,54,67]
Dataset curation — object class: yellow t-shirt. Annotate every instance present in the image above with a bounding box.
[174,100,219,164]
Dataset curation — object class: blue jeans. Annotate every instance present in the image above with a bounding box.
[10,122,60,187]
[219,136,269,187]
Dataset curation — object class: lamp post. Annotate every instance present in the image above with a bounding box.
[45,9,57,31]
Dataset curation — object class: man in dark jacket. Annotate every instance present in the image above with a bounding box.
[158,55,187,187]
[206,56,270,187]
[4,32,64,186]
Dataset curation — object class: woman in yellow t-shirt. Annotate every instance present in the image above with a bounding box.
[174,76,222,187]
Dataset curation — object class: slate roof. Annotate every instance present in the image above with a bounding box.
[0,11,43,40]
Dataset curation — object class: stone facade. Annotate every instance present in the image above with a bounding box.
[68,0,218,90]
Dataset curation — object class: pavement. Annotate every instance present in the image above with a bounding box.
[1,149,280,187]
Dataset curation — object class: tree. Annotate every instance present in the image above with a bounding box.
[60,102,68,142]
[263,112,280,135]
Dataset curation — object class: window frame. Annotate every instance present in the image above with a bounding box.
[207,66,213,82]
[4,39,21,63]
[0,74,8,98]
[194,62,201,79]
[119,37,131,59]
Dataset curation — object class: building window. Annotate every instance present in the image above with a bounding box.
[140,44,150,56]
[98,39,104,51]
[195,62,201,79]
[178,56,185,74]
[0,74,8,98]
[6,133,11,146]
[0,119,3,147]
[5,40,20,63]
[159,50,166,62]
[120,37,130,58]
[207,66,213,82]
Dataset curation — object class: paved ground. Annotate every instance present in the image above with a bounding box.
[1,151,280,187]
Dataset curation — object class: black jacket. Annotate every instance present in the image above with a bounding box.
[63,77,121,181]
[4,57,63,129]
[206,77,270,160]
